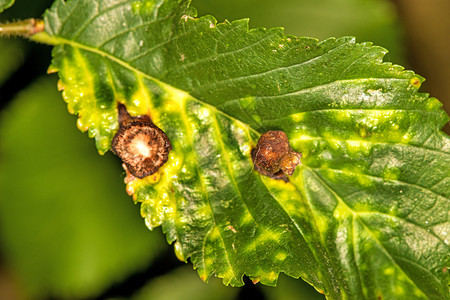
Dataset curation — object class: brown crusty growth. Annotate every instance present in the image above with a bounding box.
[252,130,301,182]
[111,104,172,179]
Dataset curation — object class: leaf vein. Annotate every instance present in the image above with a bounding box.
[71,0,131,40]
[308,166,449,200]
[211,113,292,268]
[127,20,202,63]
[258,108,442,124]
[58,0,83,36]
[357,211,448,247]
[96,14,174,50]
[180,106,239,283]
[216,77,409,109]
[162,32,279,78]
[293,135,450,157]
[309,170,431,296]
[192,38,354,94]
[338,51,373,78]
[351,216,365,297]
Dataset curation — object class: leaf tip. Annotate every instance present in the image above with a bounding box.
[174,241,185,262]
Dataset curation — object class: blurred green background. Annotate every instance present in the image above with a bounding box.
[0,0,448,299]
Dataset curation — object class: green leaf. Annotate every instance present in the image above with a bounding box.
[40,0,450,298]
[0,77,166,299]
[0,0,14,13]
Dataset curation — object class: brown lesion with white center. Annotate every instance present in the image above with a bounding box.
[111,104,172,179]
[251,130,302,182]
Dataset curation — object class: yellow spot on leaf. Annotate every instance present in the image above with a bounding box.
[196,205,211,218]
[401,132,412,142]
[210,226,220,240]
[395,285,404,295]
[125,77,155,117]
[383,167,400,180]
[204,257,214,268]
[263,271,278,284]
[356,173,373,187]
[410,77,421,88]
[291,112,305,122]
[255,229,282,246]
[346,140,371,156]
[276,252,287,261]
[358,126,368,138]
[252,114,261,124]
[333,204,351,219]
[414,287,426,297]
[239,96,256,110]
[336,110,352,121]
[315,215,329,235]
[132,0,155,14]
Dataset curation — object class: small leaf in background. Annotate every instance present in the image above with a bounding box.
[132,266,238,300]
[0,77,166,299]
[261,274,325,300]
[39,0,450,298]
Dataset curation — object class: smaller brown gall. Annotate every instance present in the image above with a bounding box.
[252,130,301,182]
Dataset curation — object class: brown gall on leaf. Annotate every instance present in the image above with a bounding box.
[251,130,301,182]
[111,104,172,179]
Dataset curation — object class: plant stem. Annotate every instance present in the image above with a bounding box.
[0,19,44,38]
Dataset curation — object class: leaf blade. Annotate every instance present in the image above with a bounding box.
[43,0,450,298]
[0,0,14,13]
